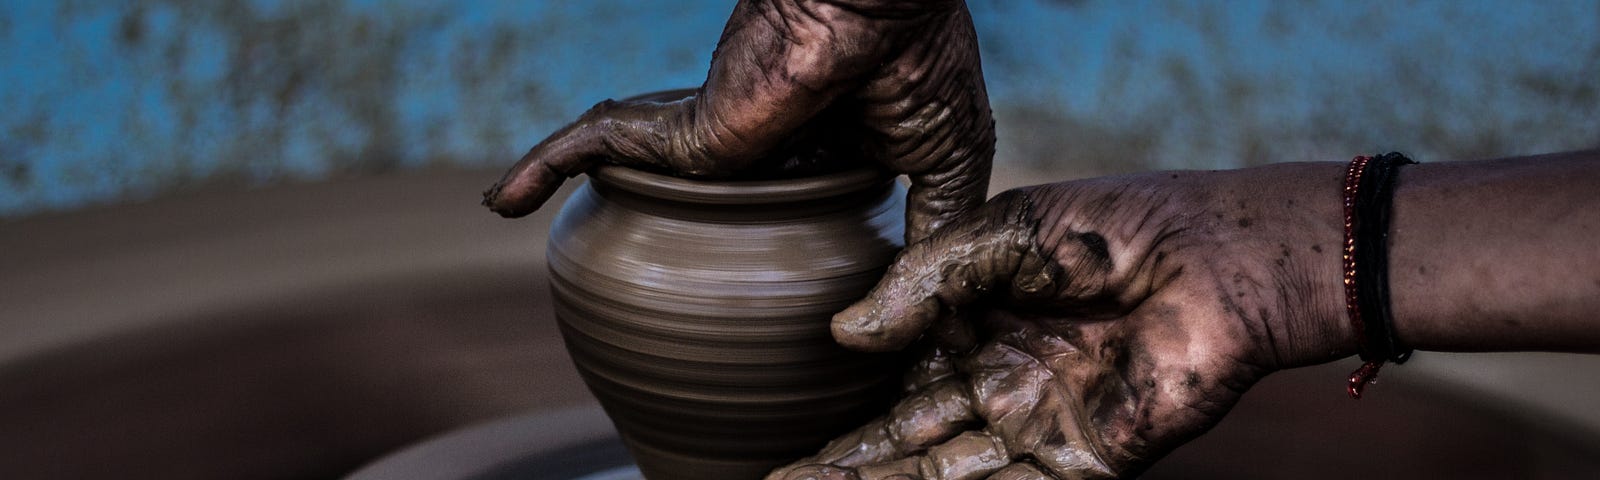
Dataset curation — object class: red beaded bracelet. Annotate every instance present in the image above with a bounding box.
[1342,153,1416,399]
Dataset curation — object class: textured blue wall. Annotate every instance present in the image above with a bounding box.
[1,1,1596,216]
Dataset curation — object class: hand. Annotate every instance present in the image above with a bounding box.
[770,164,1357,479]
[483,0,995,244]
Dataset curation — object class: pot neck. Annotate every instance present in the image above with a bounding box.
[588,166,894,207]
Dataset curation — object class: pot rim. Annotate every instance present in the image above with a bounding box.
[588,165,890,205]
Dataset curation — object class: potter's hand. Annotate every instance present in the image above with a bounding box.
[771,165,1359,479]
[483,0,993,243]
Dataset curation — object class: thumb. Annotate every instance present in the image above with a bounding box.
[832,190,1055,352]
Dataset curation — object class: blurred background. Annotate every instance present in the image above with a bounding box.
[2,1,1598,479]
[3,0,1598,217]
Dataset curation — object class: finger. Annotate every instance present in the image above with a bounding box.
[984,463,1052,480]
[780,380,978,472]
[886,381,981,455]
[852,457,923,479]
[481,105,613,218]
[487,92,767,218]
[876,4,995,245]
[861,430,1011,480]
[772,465,863,480]
[921,430,1012,480]
[833,190,1056,352]
[963,329,1115,479]
[784,430,1012,480]
[904,156,993,245]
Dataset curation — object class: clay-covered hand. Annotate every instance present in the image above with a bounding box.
[482,0,994,243]
[770,165,1355,479]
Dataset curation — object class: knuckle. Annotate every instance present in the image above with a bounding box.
[986,187,1035,224]
[588,98,618,114]
[984,187,1068,300]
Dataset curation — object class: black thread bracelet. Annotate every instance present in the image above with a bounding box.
[1343,152,1416,399]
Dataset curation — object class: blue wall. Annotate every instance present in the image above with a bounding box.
[2,1,1596,217]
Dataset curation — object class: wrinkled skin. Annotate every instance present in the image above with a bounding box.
[484,1,1359,478]
[770,167,1356,479]
[483,0,994,244]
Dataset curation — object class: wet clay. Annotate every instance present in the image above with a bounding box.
[546,163,907,479]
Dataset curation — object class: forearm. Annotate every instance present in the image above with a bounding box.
[1389,150,1600,352]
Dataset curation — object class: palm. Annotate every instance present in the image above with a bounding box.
[771,300,1261,479]
[967,299,1260,477]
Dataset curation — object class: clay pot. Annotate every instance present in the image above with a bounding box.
[547,161,907,479]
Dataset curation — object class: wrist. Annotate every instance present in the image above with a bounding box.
[1212,162,1359,368]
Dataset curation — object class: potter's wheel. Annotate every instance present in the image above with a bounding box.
[574,466,644,480]
[345,405,648,480]
[350,363,1600,480]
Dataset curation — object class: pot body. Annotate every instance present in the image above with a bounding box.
[547,165,906,479]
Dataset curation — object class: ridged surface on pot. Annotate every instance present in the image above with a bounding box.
[547,166,906,480]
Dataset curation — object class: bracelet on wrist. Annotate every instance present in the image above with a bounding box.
[1341,152,1416,399]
